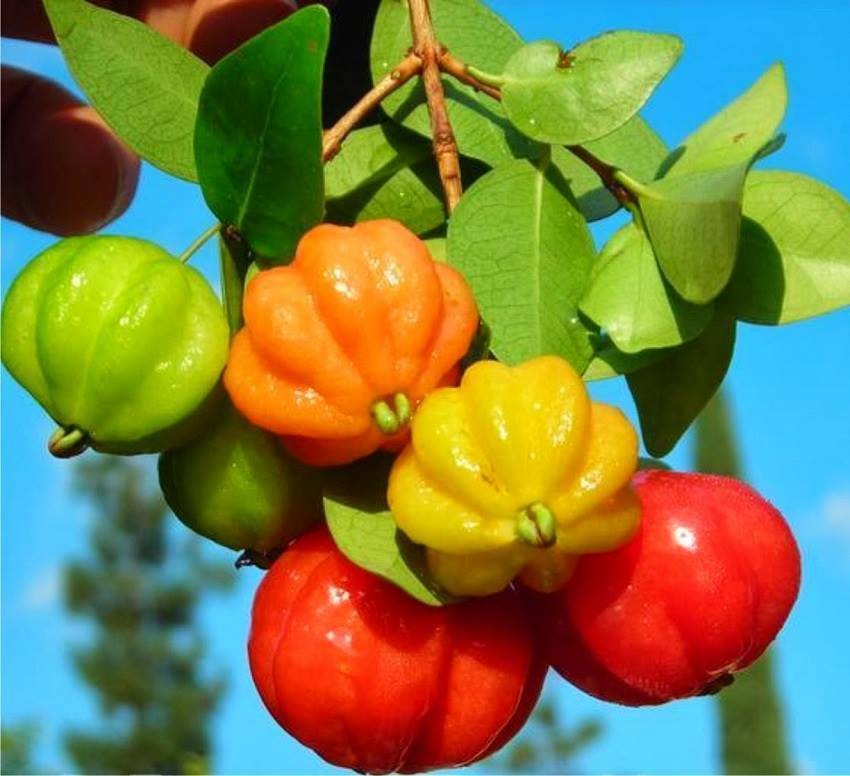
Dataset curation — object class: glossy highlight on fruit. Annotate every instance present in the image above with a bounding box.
[388,356,640,596]
[248,528,545,774]
[224,219,478,466]
[158,402,322,554]
[1,235,229,455]
[534,470,801,705]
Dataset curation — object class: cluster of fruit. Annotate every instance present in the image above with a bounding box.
[1,218,800,773]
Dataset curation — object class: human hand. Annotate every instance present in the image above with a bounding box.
[1,0,304,236]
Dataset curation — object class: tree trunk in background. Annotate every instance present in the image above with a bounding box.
[62,457,235,775]
[694,389,793,775]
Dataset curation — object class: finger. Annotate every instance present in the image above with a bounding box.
[1,0,56,42]
[184,0,297,65]
[132,0,193,45]
[0,0,118,43]
[1,66,140,236]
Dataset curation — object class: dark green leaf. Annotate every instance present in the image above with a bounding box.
[325,125,443,233]
[639,164,747,303]
[447,157,595,370]
[324,456,456,606]
[722,171,850,324]
[195,7,328,261]
[44,0,208,180]
[371,0,532,166]
[501,32,682,145]
[552,116,668,221]
[627,314,736,457]
[460,321,492,369]
[580,222,713,353]
[638,457,672,472]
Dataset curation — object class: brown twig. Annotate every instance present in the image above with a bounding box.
[407,0,463,213]
[322,52,422,163]
[566,145,632,206]
[438,50,501,100]
[436,53,635,207]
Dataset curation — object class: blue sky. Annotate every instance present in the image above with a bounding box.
[2,1,849,773]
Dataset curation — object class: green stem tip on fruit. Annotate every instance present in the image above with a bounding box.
[48,426,90,459]
[370,393,413,436]
[516,502,557,548]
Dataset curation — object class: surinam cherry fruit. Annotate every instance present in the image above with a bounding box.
[224,219,478,467]
[248,527,546,774]
[1,235,229,456]
[158,401,322,555]
[532,470,801,705]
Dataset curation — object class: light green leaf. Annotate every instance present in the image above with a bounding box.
[663,63,788,177]
[325,124,429,198]
[552,116,668,221]
[580,222,713,353]
[324,456,456,606]
[44,0,208,180]
[723,171,850,324]
[424,237,447,261]
[195,7,328,261]
[501,32,682,146]
[639,164,748,303]
[371,0,532,166]
[447,158,595,370]
[627,314,736,457]
[325,125,444,234]
[637,64,788,304]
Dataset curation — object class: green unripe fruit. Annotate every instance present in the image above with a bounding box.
[1,236,229,455]
[158,404,323,554]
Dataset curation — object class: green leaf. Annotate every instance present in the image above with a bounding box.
[639,64,788,304]
[723,171,850,324]
[424,237,447,261]
[662,63,788,177]
[325,125,444,234]
[447,157,595,370]
[583,344,665,381]
[195,7,328,262]
[580,222,713,353]
[371,0,532,166]
[325,124,428,197]
[638,457,672,472]
[627,314,736,457]
[639,164,748,303]
[44,0,208,180]
[323,456,456,606]
[500,32,682,145]
[551,116,668,221]
[218,230,251,335]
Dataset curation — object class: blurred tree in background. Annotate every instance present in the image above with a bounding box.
[695,389,793,775]
[61,457,235,775]
[484,696,601,774]
[1,722,44,774]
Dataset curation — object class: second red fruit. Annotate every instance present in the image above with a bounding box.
[248,528,545,773]
[533,470,801,706]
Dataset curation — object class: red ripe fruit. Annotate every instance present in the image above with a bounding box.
[534,470,801,706]
[248,528,545,773]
